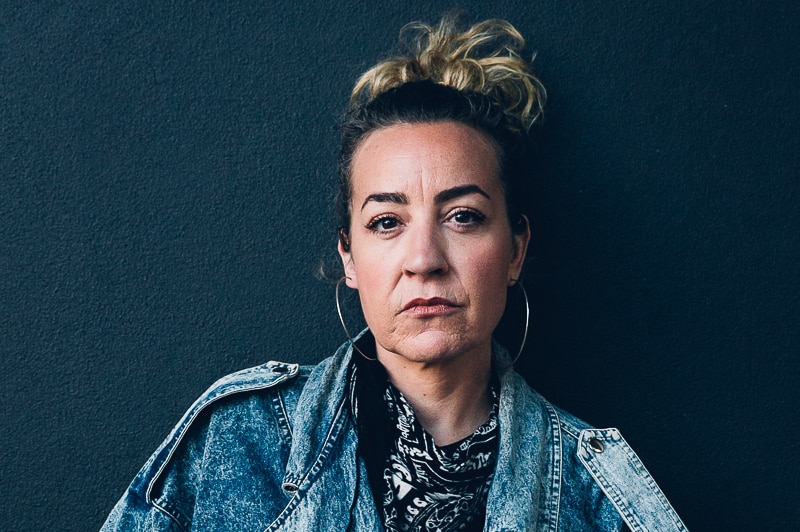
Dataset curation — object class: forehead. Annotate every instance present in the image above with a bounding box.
[350,121,501,197]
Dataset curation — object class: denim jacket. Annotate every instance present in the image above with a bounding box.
[102,337,687,531]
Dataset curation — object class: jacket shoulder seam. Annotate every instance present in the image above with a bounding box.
[575,428,688,531]
[137,361,306,506]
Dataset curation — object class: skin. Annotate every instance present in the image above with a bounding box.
[338,121,530,445]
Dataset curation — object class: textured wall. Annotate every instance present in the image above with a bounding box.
[2,1,798,530]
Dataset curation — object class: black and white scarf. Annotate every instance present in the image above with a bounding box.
[351,352,499,532]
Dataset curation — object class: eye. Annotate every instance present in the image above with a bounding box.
[448,209,486,226]
[366,215,402,234]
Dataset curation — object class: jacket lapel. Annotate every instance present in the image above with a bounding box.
[484,362,561,532]
[276,341,382,530]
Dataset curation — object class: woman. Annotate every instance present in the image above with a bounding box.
[102,16,687,531]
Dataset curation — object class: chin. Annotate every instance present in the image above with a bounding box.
[380,329,487,365]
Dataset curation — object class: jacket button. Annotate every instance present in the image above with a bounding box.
[589,438,605,453]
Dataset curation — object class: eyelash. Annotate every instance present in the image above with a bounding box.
[365,209,486,235]
[366,215,401,233]
[448,208,486,226]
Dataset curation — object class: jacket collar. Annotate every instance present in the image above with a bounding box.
[486,348,561,531]
[279,331,383,529]
[282,336,356,490]
[282,332,560,530]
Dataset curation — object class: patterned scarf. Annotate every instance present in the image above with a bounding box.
[351,352,499,532]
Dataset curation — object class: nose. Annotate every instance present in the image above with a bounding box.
[401,220,449,277]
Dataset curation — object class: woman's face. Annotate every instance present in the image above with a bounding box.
[339,121,529,366]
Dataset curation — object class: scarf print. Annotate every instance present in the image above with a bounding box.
[378,380,499,532]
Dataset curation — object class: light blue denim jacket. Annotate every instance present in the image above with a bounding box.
[102,337,687,531]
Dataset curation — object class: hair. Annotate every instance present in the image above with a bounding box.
[336,14,546,250]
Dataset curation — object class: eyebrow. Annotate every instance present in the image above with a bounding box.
[361,192,408,211]
[434,184,490,204]
[360,185,490,211]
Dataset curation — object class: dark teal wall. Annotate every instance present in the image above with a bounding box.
[2,1,797,530]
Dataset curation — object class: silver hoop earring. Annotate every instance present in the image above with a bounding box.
[509,281,530,365]
[336,277,376,361]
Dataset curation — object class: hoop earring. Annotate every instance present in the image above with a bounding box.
[509,280,530,365]
[336,277,376,361]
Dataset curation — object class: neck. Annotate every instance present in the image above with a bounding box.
[376,344,493,447]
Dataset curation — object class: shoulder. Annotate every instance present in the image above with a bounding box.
[199,360,313,399]
[504,372,686,531]
[102,359,327,530]
[127,360,316,504]
[520,383,687,531]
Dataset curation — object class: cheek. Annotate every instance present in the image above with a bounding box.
[472,263,510,312]
[464,256,510,334]
[350,246,387,288]
[467,238,514,286]
[459,242,513,322]
[350,252,392,313]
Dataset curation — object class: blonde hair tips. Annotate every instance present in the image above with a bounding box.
[350,15,546,133]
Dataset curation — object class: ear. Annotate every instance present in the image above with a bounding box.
[508,215,531,284]
[337,237,359,289]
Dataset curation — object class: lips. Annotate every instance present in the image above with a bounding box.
[402,297,459,316]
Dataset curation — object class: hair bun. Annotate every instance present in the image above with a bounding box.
[350,14,546,133]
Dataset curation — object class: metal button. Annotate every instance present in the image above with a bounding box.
[589,438,605,453]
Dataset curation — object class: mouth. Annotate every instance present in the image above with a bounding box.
[402,297,459,317]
